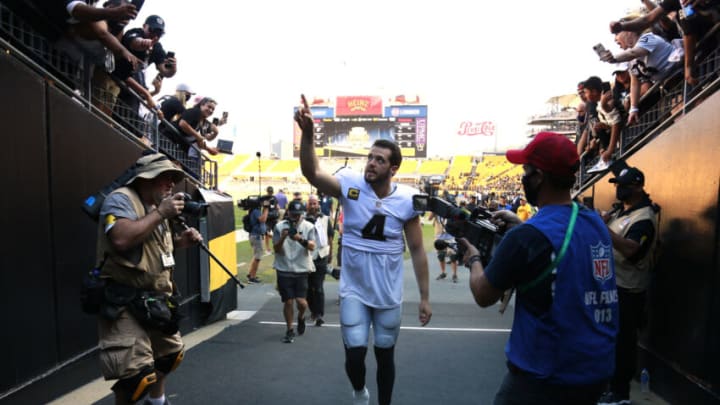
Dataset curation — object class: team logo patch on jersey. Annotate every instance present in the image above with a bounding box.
[104,214,117,227]
[590,242,612,283]
[347,188,360,200]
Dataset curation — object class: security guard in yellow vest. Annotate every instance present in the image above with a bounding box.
[96,153,202,405]
[599,166,659,405]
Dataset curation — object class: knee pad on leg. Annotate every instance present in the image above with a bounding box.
[155,349,184,374]
[373,308,401,348]
[111,366,157,403]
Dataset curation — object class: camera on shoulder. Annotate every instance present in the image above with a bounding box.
[237,194,277,211]
[412,193,503,266]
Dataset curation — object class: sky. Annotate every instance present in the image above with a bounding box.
[135,0,635,157]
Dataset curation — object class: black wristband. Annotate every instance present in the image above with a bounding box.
[466,255,482,268]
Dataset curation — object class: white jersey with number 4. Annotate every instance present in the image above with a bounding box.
[335,168,420,308]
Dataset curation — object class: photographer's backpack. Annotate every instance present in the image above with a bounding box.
[242,213,252,233]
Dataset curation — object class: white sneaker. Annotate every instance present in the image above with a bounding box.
[352,387,370,405]
[587,159,611,174]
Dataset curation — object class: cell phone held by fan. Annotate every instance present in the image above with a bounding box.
[164,51,175,69]
[593,43,606,58]
[131,0,145,11]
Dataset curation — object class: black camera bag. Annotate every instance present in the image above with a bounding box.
[128,290,182,335]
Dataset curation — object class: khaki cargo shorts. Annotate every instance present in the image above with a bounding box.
[97,309,183,380]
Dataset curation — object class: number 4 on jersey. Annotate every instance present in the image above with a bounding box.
[362,214,387,241]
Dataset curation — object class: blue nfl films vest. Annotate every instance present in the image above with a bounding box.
[508,204,619,385]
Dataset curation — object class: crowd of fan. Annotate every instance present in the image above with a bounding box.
[15,0,226,160]
[575,0,719,175]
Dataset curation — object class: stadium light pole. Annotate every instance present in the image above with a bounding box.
[256,151,262,196]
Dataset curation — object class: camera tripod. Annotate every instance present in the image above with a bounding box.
[175,216,245,289]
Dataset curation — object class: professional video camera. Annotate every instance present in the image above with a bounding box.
[413,194,503,266]
[237,195,277,211]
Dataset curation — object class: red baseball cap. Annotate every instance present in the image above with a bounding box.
[506,132,579,176]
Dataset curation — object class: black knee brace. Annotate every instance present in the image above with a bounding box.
[155,349,185,374]
[111,366,157,403]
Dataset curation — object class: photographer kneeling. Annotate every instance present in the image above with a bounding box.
[459,132,619,405]
[96,153,202,405]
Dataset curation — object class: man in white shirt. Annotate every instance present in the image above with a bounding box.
[296,96,431,405]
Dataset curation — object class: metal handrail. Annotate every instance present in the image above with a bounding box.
[0,2,217,189]
[572,36,720,196]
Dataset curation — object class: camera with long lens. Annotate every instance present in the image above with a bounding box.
[413,194,503,266]
[181,192,208,217]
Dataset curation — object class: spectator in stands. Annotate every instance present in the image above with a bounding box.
[50,0,141,70]
[577,81,589,103]
[113,15,177,137]
[176,97,220,169]
[600,18,678,125]
[273,200,316,343]
[641,0,682,42]
[159,83,194,125]
[610,1,719,86]
[575,101,588,148]
[612,63,632,111]
[83,0,146,117]
[578,76,625,174]
[466,194,478,211]
[516,196,532,221]
[306,195,334,326]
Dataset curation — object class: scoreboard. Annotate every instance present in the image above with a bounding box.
[294,96,427,158]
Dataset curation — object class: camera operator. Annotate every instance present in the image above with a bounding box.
[459,132,618,405]
[247,195,271,284]
[305,194,335,326]
[428,212,459,282]
[264,186,279,254]
[272,201,316,343]
[95,153,202,405]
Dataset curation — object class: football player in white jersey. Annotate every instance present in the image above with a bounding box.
[296,95,431,405]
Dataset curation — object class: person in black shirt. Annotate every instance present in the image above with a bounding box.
[113,15,176,138]
[176,97,219,174]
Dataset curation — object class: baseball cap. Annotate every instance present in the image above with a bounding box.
[612,62,629,75]
[582,76,603,91]
[288,201,306,214]
[125,153,185,185]
[145,15,165,33]
[506,132,579,177]
[609,167,644,185]
[176,83,195,94]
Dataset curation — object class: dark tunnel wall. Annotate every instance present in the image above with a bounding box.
[579,91,720,403]
[0,42,57,391]
[0,50,223,394]
[47,85,148,360]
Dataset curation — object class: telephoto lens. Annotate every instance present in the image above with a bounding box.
[181,193,208,217]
